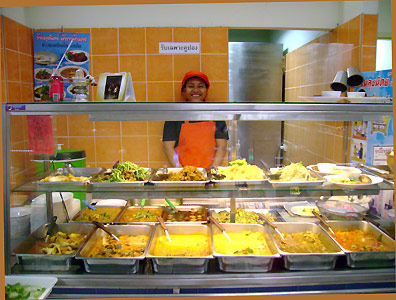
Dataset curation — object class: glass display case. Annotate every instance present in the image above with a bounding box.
[2,102,395,297]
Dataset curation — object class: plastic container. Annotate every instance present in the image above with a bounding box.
[10,207,31,250]
[30,192,80,232]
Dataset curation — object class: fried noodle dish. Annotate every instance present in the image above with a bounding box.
[277,162,316,181]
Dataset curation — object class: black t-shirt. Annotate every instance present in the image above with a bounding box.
[162,121,229,148]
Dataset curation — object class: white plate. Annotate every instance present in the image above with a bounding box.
[59,66,88,79]
[289,205,320,217]
[5,275,58,299]
[34,68,53,81]
[34,51,58,65]
[64,50,89,65]
[324,174,383,188]
[34,84,50,100]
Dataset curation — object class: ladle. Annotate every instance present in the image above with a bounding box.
[259,160,280,180]
[312,210,337,238]
[45,216,58,243]
[208,216,231,242]
[157,216,172,243]
[92,221,120,242]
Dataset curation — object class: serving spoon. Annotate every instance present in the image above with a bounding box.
[312,210,337,238]
[157,216,172,243]
[209,216,231,242]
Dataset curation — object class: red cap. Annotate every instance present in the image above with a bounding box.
[181,71,210,89]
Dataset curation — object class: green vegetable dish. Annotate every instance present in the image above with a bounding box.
[5,283,45,300]
[99,161,150,182]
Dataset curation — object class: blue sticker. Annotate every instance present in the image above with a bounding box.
[5,105,26,111]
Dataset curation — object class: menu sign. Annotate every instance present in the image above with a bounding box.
[33,31,90,101]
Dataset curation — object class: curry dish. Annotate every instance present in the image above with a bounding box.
[334,230,394,252]
[39,232,87,255]
[211,208,276,224]
[119,208,163,222]
[88,234,149,257]
[274,231,331,253]
[214,231,273,255]
[152,233,210,256]
[73,207,122,222]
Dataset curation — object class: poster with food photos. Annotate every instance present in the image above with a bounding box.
[33,31,89,101]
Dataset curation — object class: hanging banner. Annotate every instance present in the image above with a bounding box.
[27,115,54,154]
[33,31,90,101]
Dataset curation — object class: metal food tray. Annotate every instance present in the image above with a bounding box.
[114,206,164,224]
[71,206,125,223]
[12,223,95,272]
[146,224,213,274]
[211,223,280,272]
[150,168,209,187]
[163,206,208,224]
[267,222,343,271]
[89,168,151,187]
[75,225,153,274]
[35,167,103,186]
[325,220,395,268]
[211,167,267,186]
[268,168,325,187]
[209,208,282,223]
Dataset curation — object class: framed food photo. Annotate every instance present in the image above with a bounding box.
[95,72,135,102]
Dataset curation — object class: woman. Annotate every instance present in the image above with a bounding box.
[162,71,228,169]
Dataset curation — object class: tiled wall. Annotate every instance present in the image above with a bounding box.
[2,20,229,191]
[283,14,378,165]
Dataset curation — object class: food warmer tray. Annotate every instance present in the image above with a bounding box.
[113,206,164,224]
[209,208,283,223]
[71,206,125,223]
[268,168,325,188]
[150,168,210,187]
[75,225,153,274]
[146,224,213,274]
[35,167,103,186]
[267,222,344,271]
[12,223,95,272]
[324,220,395,268]
[163,205,208,224]
[211,223,280,272]
[89,168,151,187]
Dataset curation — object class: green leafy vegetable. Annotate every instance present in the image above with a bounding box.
[5,283,45,300]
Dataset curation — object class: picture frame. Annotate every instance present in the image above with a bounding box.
[96,72,133,101]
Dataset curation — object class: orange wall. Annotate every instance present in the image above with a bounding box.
[283,14,378,165]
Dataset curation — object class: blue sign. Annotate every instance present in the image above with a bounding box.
[33,32,90,101]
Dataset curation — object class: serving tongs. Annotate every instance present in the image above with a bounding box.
[312,210,337,238]
[259,160,280,180]
[208,216,231,242]
[140,198,146,210]
[45,216,58,243]
[258,213,285,242]
[92,221,120,242]
[157,216,171,243]
[64,162,75,176]
[354,212,392,237]
[209,166,226,180]
[51,161,70,222]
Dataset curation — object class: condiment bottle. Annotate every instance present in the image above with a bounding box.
[49,73,64,102]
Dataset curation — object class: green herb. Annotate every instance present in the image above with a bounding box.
[135,211,156,220]
[5,283,45,300]
[247,248,253,253]
[377,234,383,242]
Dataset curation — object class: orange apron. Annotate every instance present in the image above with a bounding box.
[176,121,216,169]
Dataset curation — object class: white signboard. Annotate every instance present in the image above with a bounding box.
[372,145,393,165]
[159,42,200,54]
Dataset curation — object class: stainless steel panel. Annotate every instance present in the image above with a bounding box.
[147,224,213,274]
[211,223,280,272]
[76,225,153,274]
[12,223,95,272]
[267,222,343,271]
[325,221,395,268]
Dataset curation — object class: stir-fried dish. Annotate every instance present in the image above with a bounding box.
[211,208,276,223]
[119,208,163,222]
[73,207,122,222]
[334,230,394,251]
[152,233,210,256]
[214,231,273,255]
[40,173,91,182]
[165,166,206,181]
[88,234,149,257]
[276,162,317,181]
[98,161,150,182]
[39,232,86,255]
[217,159,264,180]
[165,208,206,222]
[274,231,331,253]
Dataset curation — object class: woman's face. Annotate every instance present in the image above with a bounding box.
[182,77,208,102]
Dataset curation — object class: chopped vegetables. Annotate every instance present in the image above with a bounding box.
[99,162,150,182]
[5,283,45,300]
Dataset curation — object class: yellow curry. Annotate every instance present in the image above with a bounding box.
[88,234,149,257]
[73,207,122,222]
[152,233,210,256]
[214,231,273,255]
